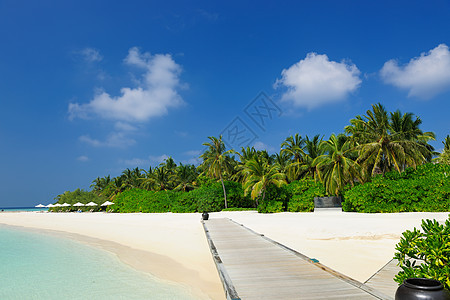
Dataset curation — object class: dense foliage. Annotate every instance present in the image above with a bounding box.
[342,163,450,213]
[50,189,106,212]
[113,181,254,213]
[50,104,450,215]
[394,217,450,290]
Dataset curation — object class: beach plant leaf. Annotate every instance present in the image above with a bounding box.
[394,216,450,290]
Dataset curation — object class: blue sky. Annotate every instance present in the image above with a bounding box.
[1,0,450,207]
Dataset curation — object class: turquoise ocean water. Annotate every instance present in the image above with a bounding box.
[0,225,198,299]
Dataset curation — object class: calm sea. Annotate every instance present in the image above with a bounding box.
[0,225,198,299]
[0,207,49,212]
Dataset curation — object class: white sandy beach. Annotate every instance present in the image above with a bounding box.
[0,210,449,299]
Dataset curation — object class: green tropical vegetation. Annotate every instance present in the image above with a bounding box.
[394,217,450,290]
[50,103,450,214]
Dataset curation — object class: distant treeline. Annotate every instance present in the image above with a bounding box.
[51,103,450,213]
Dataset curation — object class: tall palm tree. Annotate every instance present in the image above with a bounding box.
[200,136,234,208]
[90,175,111,194]
[281,133,306,181]
[346,103,435,176]
[174,163,198,191]
[121,167,143,189]
[272,151,292,182]
[299,134,323,180]
[314,134,361,196]
[139,166,155,190]
[152,166,172,191]
[436,135,450,165]
[242,156,286,206]
[232,147,258,183]
[281,133,305,162]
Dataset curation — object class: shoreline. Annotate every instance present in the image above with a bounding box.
[1,210,449,298]
[0,212,225,300]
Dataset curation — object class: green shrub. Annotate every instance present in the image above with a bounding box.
[257,185,289,213]
[394,217,450,290]
[114,189,175,213]
[285,179,327,212]
[113,180,253,213]
[222,207,256,211]
[342,163,450,213]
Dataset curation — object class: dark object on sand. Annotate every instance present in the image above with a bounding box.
[395,278,450,300]
[202,212,209,220]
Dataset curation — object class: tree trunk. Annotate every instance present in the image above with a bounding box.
[257,189,265,208]
[220,174,228,209]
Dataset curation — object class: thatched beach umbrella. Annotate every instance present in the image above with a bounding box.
[85,202,97,206]
[53,203,62,207]
[73,202,85,207]
[61,203,71,207]
[46,204,55,208]
[35,204,45,208]
[101,201,114,206]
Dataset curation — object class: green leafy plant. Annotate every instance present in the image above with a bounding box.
[394,217,450,290]
[342,163,450,213]
[285,179,326,212]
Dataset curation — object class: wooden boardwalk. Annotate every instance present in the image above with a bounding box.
[365,260,401,298]
[203,218,391,300]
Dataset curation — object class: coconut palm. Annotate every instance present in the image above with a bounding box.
[200,135,234,208]
[298,134,323,180]
[346,103,435,177]
[121,167,143,189]
[242,155,286,206]
[314,134,361,196]
[281,133,305,162]
[281,133,306,181]
[173,163,198,191]
[232,147,258,183]
[152,166,172,191]
[272,151,292,182]
[436,135,450,165]
[91,175,111,194]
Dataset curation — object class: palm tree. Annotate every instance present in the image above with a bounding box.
[242,156,286,206]
[272,151,292,182]
[152,166,172,191]
[200,136,234,208]
[298,134,323,180]
[91,175,111,194]
[161,157,177,175]
[346,103,435,177]
[281,133,305,162]
[314,134,361,196]
[174,163,198,191]
[232,147,258,183]
[436,135,450,165]
[139,166,155,190]
[281,133,306,181]
[121,167,143,189]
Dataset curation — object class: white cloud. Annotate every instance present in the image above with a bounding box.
[380,44,450,99]
[69,47,184,122]
[79,132,136,148]
[253,141,275,152]
[114,122,137,132]
[149,154,169,164]
[80,48,103,63]
[77,155,89,162]
[184,150,202,156]
[122,158,150,167]
[275,53,361,109]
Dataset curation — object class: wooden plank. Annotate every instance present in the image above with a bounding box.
[203,218,391,300]
[365,259,401,299]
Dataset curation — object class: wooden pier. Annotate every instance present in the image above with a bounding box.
[365,259,400,298]
[203,218,393,300]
